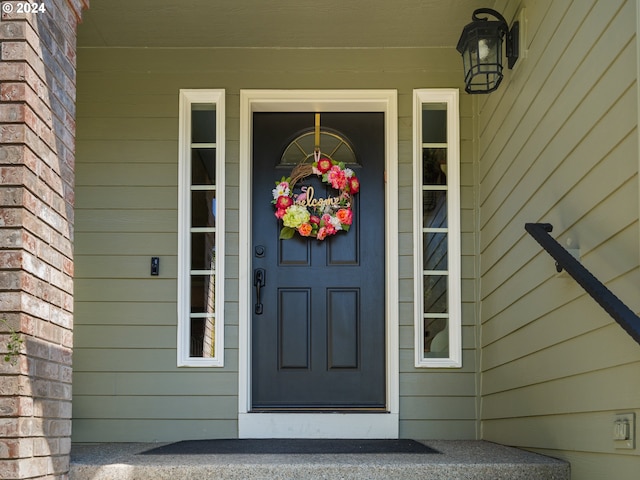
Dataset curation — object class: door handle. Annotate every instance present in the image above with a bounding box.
[254,268,266,315]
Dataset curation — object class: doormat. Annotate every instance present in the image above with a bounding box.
[140,439,438,455]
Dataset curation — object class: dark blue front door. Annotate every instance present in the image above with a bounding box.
[251,112,386,410]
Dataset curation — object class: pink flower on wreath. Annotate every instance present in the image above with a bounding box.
[336,208,353,225]
[327,166,347,190]
[317,227,328,240]
[274,208,286,219]
[324,222,337,236]
[309,215,321,225]
[275,195,293,210]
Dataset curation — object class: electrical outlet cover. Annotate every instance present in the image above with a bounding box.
[614,413,636,450]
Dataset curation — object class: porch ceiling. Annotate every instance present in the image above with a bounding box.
[78,0,492,49]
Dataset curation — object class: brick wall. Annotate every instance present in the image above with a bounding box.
[0,0,87,478]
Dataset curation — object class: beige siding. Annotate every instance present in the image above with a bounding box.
[74,46,478,441]
[478,0,640,477]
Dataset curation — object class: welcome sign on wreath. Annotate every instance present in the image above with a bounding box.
[272,153,360,240]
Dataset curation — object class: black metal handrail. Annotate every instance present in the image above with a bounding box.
[525,222,640,345]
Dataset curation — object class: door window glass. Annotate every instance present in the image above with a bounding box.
[280,130,358,166]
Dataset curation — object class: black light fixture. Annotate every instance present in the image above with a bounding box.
[456,8,519,94]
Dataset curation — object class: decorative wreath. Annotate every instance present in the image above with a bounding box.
[272,155,360,240]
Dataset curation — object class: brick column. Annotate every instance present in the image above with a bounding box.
[0,0,87,478]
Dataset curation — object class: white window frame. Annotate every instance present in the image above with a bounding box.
[413,89,462,368]
[177,89,225,367]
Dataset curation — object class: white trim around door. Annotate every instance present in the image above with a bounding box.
[238,90,399,438]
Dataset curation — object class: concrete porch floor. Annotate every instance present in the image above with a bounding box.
[70,440,570,479]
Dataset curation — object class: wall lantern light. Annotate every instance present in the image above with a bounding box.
[456,8,519,94]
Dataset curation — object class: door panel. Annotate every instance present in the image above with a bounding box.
[279,288,311,369]
[252,112,385,410]
[328,289,359,369]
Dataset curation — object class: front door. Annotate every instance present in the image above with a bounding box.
[251,112,386,410]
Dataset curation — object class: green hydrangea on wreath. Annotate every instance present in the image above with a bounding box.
[272,156,360,240]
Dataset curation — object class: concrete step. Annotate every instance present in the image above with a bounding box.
[70,440,570,480]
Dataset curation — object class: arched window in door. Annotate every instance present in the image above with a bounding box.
[280,128,359,166]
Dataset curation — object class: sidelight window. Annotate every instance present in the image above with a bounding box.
[178,90,225,367]
[413,89,462,368]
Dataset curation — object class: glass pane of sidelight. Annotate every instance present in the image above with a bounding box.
[190,271,216,358]
[191,232,216,271]
[191,191,216,228]
[423,275,448,314]
[189,317,216,358]
[422,148,447,186]
[192,149,216,185]
[190,274,215,315]
[423,191,448,229]
[191,104,216,144]
[423,317,449,358]
[423,232,448,271]
[422,104,447,143]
